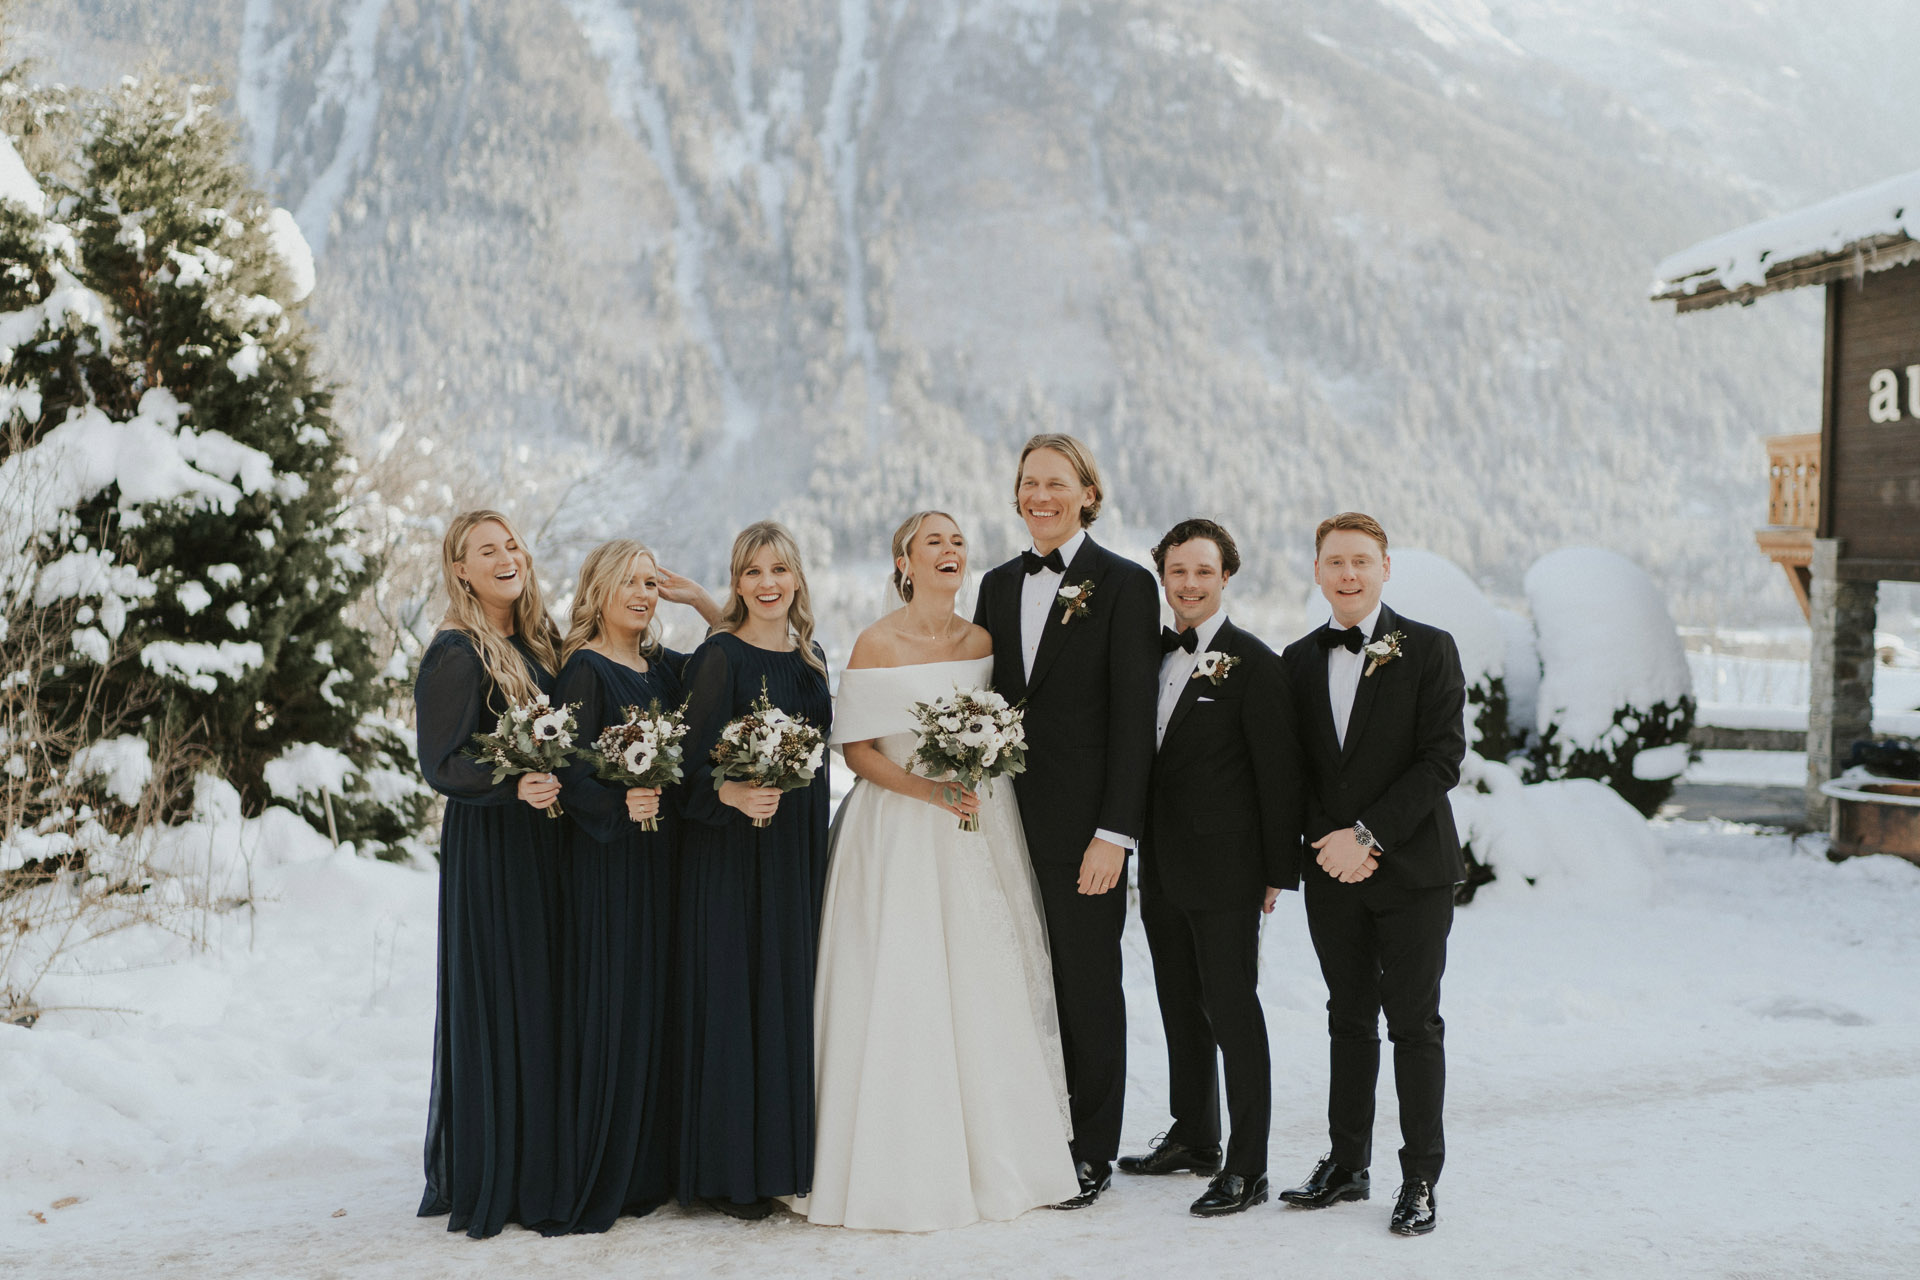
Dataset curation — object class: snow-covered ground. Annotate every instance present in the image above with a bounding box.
[5,820,1918,1278]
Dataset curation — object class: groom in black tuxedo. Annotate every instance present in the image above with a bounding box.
[1277,512,1466,1237]
[973,433,1159,1208]
[1119,519,1301,1217]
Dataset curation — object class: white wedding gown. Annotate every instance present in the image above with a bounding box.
[791,657,1078,1231]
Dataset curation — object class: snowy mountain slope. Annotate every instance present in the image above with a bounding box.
[12,0,1915,622]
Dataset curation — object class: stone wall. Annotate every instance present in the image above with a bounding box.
[1806,538,1878,827]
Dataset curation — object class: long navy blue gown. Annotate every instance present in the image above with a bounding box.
[414,629,569,1239]
[675,632,832,1206]
[548,646,687,1234]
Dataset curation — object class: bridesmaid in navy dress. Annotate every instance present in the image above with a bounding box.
[676,521,834,1219]
[414,509,569,1239]
[548,539,720,1233]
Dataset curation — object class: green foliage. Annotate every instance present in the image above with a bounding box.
[1468,674,1520,763]
[0,76,429,857]
[1528,697,1696,818]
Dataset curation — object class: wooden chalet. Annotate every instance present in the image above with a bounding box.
[1654,171,1920,828]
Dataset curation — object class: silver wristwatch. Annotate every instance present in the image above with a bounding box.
[1352,820,1381,852]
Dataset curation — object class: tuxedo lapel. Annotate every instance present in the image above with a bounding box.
[991,564,1028,699]
[1337,605,1395,768]
[1161,617,1231,749]
[1303,635,1343,765]
[1026,536,1099,696]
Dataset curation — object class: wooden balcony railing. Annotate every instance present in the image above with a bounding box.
[1757,432,1821,618]
[1765,433,1821,529]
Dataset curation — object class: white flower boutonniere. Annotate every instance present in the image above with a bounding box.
[1057,579,1096,625]
[1190,650,1239,686]
[1363,630,1407,677]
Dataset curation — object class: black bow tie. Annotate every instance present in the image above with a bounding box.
[1022,547,1068,576]
[1316,624,1366,654]
[1161,626,1198,655]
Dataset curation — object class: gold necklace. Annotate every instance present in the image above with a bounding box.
[903,611,960,645]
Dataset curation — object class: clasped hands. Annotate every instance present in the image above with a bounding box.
[1311,826,1379,884]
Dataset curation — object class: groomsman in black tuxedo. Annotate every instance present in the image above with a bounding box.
[974,433,1159,1209]
[1119,519,1302,1217]
[1277,512,1466,1237]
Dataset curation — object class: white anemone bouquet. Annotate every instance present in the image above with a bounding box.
[465,692,579,818]
[709,678,827,828]
[588,699,690,832]
[908,686,1027,832]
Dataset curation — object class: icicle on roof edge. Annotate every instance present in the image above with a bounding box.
[1651,169,1920,313]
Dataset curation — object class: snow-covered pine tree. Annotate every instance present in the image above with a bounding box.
[0,75,428,859]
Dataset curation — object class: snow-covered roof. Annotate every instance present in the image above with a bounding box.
[1651,169,1920,312]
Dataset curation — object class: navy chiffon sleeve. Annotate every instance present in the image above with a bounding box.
[555,655,636,846]
[415,633,518,806]
[678,639,737,829]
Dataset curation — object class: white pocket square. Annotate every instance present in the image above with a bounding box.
[1196,696,1216,703]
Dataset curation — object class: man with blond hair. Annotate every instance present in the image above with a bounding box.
[974,433,1160,1209]
[1277,512,1465,1237]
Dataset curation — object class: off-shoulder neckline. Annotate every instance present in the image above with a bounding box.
[841,656,992,674]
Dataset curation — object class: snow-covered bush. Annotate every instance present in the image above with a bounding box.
[1450,752,1657,904]
[1523,548,1695,816]
[0,78,427,859]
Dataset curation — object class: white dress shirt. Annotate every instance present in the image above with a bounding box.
[1155,609,1227,749]
[1017,528,1132,851]
[1019,529,1087,679]
[1326,604,1381,750]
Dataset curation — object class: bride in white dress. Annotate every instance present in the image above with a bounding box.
[792,511,1078,1231]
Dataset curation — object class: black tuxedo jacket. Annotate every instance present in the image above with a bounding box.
[1279,604,1467,890]
[1140,618,1304,912]
[974,535,1159,864]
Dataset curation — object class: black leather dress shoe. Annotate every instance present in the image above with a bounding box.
[1190,1172,1268,1217]
[701,1195,774,1220]
[1277,1154,1370,1209]
[1389,1180,1437,1235]
[1048,1160,1113,1210]
[1118,1132,1223,1177]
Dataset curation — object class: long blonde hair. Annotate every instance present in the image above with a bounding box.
[889,509,960,604]
[438,509,561,704]
[562,539,663,666]
[715,520,828,679]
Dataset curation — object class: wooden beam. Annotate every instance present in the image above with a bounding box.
[1819,281,1839,539]
[1838,558,1920,582]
